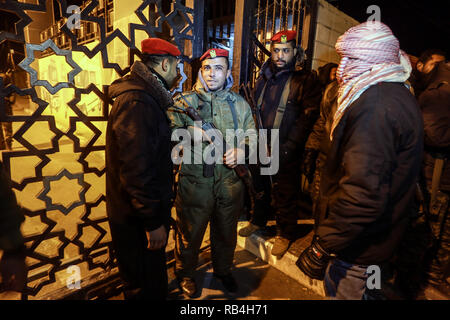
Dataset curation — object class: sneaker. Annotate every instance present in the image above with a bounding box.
[271,236,291,258]
[178,277,197,297]
[214,273,238,293]
[238,223,261,237]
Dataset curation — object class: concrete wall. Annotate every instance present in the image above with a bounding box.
[311,0,360,71]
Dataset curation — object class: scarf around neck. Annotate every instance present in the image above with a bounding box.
[330,21,412,140]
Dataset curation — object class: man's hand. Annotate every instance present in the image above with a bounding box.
[0,246,27,292]
[146,225,167,250]
[223,148,245,169]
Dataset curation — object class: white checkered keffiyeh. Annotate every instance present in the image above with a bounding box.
[330,21,412,140]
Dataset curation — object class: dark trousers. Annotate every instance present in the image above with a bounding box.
[250,161,301,239]
[109,221,168,300]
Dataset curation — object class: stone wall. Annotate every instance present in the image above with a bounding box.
[311,0,360,70]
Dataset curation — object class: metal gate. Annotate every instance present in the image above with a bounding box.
[233,0,317,89]
[0,0,203,300]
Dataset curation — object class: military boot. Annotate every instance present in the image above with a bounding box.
[238,222,261,237]
[271,235,291,258]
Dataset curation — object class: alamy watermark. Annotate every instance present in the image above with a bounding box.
[366,265,381,290]
[367,5,381,23]
[171,122,280,175]
[66,265,81,289]
[66,5,81,30]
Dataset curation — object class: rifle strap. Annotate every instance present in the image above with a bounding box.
[256,81,268,110]
[226,97,238,131]
[256,75,293,129]
[260,75,293,155]
[272,75,293,130]
[226,97,239,150]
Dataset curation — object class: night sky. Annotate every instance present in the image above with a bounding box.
[327,0,450,58]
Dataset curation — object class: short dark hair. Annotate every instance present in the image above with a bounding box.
[141,53,176,68]
[418,49,446,64]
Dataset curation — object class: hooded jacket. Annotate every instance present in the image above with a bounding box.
[168,71,257,182]
[106,61,174,230]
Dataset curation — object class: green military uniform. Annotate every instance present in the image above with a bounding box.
[168,78,256,279]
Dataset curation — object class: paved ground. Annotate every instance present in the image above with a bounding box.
[167,246,323,300]
[165,224,323,300]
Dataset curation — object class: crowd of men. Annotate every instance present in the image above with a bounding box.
[102,20,449,300]
[0,20,448,301]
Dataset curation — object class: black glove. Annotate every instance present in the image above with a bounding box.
[301,148,319,183]
[296,236,334,280]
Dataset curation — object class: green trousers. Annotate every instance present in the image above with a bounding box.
[174,167,245,278]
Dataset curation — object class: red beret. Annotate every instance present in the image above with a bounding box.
[271,30,297,43]
[141,38,181,57]
[200,48,229,61]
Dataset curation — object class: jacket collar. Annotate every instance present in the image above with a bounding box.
[129,60,174,109]
[425,61,450,90]
[261,59,295,80]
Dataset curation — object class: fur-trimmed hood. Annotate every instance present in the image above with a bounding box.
[109,60,174,111]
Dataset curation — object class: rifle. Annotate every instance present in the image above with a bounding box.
[170,93,260,213]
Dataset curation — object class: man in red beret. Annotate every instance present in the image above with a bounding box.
[168,48,256,297]
[106,38,181,300]
[238,30,322,258]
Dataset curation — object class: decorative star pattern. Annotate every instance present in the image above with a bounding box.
[18,39,82,94]
[2,0,197,299]
[37,169,91,215]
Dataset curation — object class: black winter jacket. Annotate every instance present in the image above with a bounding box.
[419,61,450,192]
[106,62,174,231]
[305,80,339,155]
[316,82,424,265]
[253,61,322,157]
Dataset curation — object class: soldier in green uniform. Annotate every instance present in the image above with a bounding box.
[168,48,256,297]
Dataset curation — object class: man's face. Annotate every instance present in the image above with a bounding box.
[417,54,445,74]
[271,42,296,68]
[201,57,230,91]
[164,57,181,88]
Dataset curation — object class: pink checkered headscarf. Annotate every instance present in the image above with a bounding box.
[330,21,412,140]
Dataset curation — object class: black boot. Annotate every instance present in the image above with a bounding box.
[214,273,238,293]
